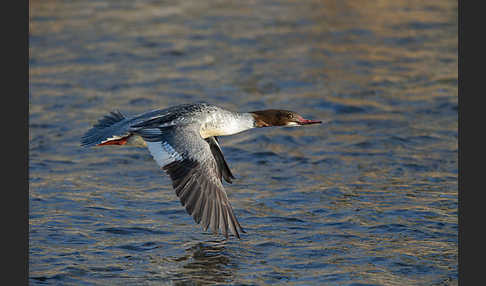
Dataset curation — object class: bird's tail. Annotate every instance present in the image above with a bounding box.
[81,110,132,147]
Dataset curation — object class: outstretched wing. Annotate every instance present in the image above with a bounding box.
[135,125,244,239]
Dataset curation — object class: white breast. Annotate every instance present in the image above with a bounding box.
[199,112,254,139]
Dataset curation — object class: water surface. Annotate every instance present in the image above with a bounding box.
[30,0,457,285]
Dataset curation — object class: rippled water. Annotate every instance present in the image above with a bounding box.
[30,0,457,285]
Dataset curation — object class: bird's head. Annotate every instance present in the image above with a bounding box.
[250,109,322,127]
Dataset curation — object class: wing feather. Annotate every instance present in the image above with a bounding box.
[206,136,234,183]
[143,126,243,239]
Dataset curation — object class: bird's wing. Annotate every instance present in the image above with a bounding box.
[205,136,235,184]
[134,125,244,239]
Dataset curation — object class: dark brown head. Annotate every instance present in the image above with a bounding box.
[249,109,322,127]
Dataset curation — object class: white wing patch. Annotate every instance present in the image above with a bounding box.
[146,141,183,168]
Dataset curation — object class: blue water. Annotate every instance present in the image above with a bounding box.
[30,0,457,285]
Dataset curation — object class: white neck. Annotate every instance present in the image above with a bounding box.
[199,112,255,138]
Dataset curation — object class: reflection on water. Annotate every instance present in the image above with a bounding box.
[30,0,457,285]
[172,240,236,284]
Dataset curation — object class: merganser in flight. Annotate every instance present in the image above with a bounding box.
[81,103,321,239]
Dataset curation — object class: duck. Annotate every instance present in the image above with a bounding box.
[81,102,321,239]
